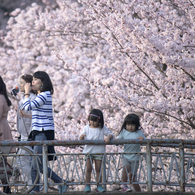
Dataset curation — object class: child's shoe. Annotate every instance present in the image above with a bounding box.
[122,186,132,192]
[96,186,106,193]
[58,180,69,193]
[84,185,91,193]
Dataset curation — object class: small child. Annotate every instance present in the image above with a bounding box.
[79,109,114,193]
[117,114,145,192]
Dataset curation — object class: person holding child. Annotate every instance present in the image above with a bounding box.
[117,113,145,192]
[79,109,114,193]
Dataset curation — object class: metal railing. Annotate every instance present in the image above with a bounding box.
[0,139,195,193]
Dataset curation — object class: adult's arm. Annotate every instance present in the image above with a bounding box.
[23,92,47,111]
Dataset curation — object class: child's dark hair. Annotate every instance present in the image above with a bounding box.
[88,109,104,129]
[119,113,140,135]
[33,71,54,95]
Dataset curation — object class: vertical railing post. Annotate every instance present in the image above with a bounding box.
[179,142,185,192]
[102,155,106,191]
[43,143,48,193]
[146,142,152,192]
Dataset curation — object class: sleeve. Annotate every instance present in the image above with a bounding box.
[23,92,47,111]
[79,126,87,137]
[18,98,24,110]
[117,131,123,139]
[0,97,3,119]
[103,126,115,138]
[30,93,37,101]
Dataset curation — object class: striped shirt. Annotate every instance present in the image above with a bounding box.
[22,91,55,131]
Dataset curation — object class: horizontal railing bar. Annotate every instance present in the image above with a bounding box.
[1,139,195,147]
[153,183,195,187]
[1,139,195,192]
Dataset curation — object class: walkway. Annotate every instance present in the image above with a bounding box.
[23,192,195,195]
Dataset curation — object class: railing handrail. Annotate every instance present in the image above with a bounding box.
[1,139,195,147]
[1,139,195,193]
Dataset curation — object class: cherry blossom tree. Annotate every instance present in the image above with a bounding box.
[1,0,194,140]
[0,0,195,191]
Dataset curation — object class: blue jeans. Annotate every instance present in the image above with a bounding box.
[31,133,62,191]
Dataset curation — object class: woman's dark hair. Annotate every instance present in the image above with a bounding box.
[21,74,35,94]
[88,109,104,129]
[0,76,12,106]
[119,113,141,135]
[33,71,54,95]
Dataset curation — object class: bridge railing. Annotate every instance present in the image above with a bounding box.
[0,139,195,193]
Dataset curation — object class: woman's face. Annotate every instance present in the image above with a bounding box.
[19,78,26,93]
[32,77,43,93]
